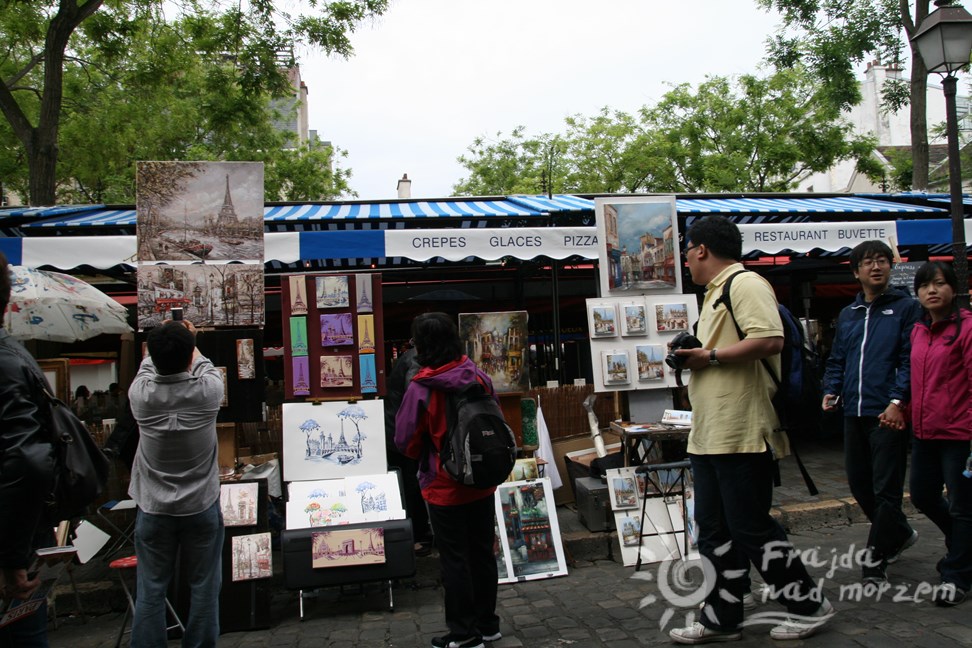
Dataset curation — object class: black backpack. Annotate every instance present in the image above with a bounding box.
[715,270,821,496]
[440,382,517,489]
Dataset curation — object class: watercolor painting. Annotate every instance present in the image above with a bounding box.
[620,303,648,336]
[620,514,642,546]
[320,355,353,388]
[344,473,404,516]
[231,532,272,581]
[495,479,568,582]
[136,262,264,329]
[602,351,630,385]
[290,317,308,356]
[292,356,310,396]
[635,344,666,382]
[610,476,638,509]
[289,276,309,315]
[285,480,359,529]
[237,338,255,380]
[655,303,690,332]
[220,482,258,527]
[359,355,377,394]
[458,311,530,394]
[589,304,618,338]
[357,275,374,313]
[282,400,387,482]
[311,527,385,568]
[596,196,679,294]
[321,313,354,347]
[357,315,376,354]
[316,276,349,309]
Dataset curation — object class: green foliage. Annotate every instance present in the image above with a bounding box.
[454,69,877,195]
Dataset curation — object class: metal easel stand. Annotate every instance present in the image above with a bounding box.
[633,460,692,572]
[298,579,396,620]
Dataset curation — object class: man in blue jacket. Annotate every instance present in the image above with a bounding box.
[823,240,921,584]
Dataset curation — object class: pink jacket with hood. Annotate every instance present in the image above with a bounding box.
[910,308,972,441]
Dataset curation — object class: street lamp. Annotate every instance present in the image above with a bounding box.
[912,0,972,307]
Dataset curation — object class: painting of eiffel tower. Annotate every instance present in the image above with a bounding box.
[357,276,374,313]
[320,355,353,388]
[360,355,377,394]
[357,314,375,353]
[289,276,308,315]
[292,356,310,395]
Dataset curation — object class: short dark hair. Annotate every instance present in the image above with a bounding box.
[0,250,9,316]
[914,261,963,343]
[686,216,742,261]
[849,240,894,272]
[147,322,195,375]
[411,312,462,368]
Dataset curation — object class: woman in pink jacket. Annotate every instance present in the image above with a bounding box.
[909,261,972,607]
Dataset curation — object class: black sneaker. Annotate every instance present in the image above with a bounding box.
[862,562,887,585]
[934,582,967,607]
[887,530,918,564]
[480,629,502,642]
[430,634,484,648]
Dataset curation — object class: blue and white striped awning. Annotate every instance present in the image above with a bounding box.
[263,200,541,221]
[0,205,104,221]
[927,196,972,207]
[507,194,596,212]
[677,196,946,214]
[23,208,137,227]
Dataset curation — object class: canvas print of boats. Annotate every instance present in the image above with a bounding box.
[356,275,374,313]
[321,313,353,347]
[458,311,529,394]
[281,400,386,481]
[289,276,309,315]
[220,482,258,527]
[311,527,386,568]
[136,161,264,263]
[231,532,272,582]
[596,196,680,294]
[136,263,264,329]
[494,479,568,582]
[316,276,349,309]
[320,355,353,388]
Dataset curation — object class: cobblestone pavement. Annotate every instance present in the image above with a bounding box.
[48,515,972,647]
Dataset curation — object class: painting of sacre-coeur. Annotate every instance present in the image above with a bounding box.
[282,400,387,482]
[312,527,386,568]
[316,275,349,309]
[231,532,272,581]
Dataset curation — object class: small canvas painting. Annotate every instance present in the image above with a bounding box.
[495,479,568,582]
[220,482,258,527]
[236,338,255,380]
[282,400,387,481]
[602,351,630,384]
[359,355,377,394]
[357,275,374,313]
[216,367,228,407]
[312,527,385,568]
[635,344,666,382]
[290,317,308,356]
[231,532,272,582]
[590,305,618,337]
[610,475,638,509]
[620,514,642,547]
[321,313,354,346]
[357,315,376,353]
[292,356,310,396]
[655,303,690,332]
[289,276,309,315]
[320,355,354,388]
[620,303,648,336]
[344,473,404,517]
[316,276,349,309]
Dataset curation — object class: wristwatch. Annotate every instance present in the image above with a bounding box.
[889,399,903,409]
[709,349,719,366]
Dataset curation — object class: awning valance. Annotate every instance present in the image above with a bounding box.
[263,200,541,221]
[679,196,945,214]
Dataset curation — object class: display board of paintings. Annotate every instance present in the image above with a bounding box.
[216,478,272,631]
[458,311,530,394]
[135,161,265,330]
[281,273,385,400]
[281,400,387,482]
[494,478,568,583]
[586,295,699,393]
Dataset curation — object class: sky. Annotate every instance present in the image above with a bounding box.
[295,0,784,201]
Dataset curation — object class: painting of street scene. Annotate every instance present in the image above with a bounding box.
[655,303,689,332]
[311,527,386,568]
[220,482,258,527]
[281,400,386,481]
[458,311,529,394]
[610,476,638,509]
[598,197,679,293]
[589,305,617,337]
[636,344,665,382]
[320,355,353,388]
[321,313,354,346]
[602,351,630,384]
[620,514,642,547]
[495,479,567,581]
[620,303,648,336]
[316,276,349,309]
[136,161,264,263]
[137,263,264,329]
[231,532,272,582]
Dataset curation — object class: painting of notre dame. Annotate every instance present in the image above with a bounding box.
[136,161,264,263]
[458,311,529,394]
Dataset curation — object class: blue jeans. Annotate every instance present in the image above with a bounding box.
[844,416,914,559]
[910,438,972,591]
[691,451,820,631]
[133,501,223,648]
[0,600,47,648]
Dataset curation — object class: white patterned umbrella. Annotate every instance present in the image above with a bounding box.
[4,266,132,343]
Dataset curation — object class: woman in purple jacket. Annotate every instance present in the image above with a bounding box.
[909,261,972,607]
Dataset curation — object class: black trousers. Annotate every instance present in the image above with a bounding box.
[427,495,500,638]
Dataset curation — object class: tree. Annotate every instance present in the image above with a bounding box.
[0,0,387,205]
[756,0,934,189]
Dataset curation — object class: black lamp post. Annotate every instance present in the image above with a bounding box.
[912,0,972,307]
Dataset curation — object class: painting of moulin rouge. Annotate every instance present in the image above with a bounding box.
[281,400,386,481]
[458,311,529,394]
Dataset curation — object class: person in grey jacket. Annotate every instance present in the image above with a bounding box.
[822,240,921,585]
[128,320,224,648]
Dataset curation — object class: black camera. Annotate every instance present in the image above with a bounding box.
[665,331,702,370]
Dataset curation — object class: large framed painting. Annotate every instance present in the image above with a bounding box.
[494,478,568,583]
[458,311,529,394]
[281,400,387,482]
[137,263,264,329]
[595,196,680,295]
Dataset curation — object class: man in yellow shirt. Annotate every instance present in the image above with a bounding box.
[668,216,833,644]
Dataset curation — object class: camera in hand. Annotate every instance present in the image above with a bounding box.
[171,307,184,321]
[665,332,702,370]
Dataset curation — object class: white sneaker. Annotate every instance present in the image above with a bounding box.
[887,530,919,564]
[669,622,742,644]
[769,599,835,640]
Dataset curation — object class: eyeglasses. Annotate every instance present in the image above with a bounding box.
[685,244,701,255]
[859,257,891,269]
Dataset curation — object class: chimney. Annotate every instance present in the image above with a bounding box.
[397,173,411,199]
